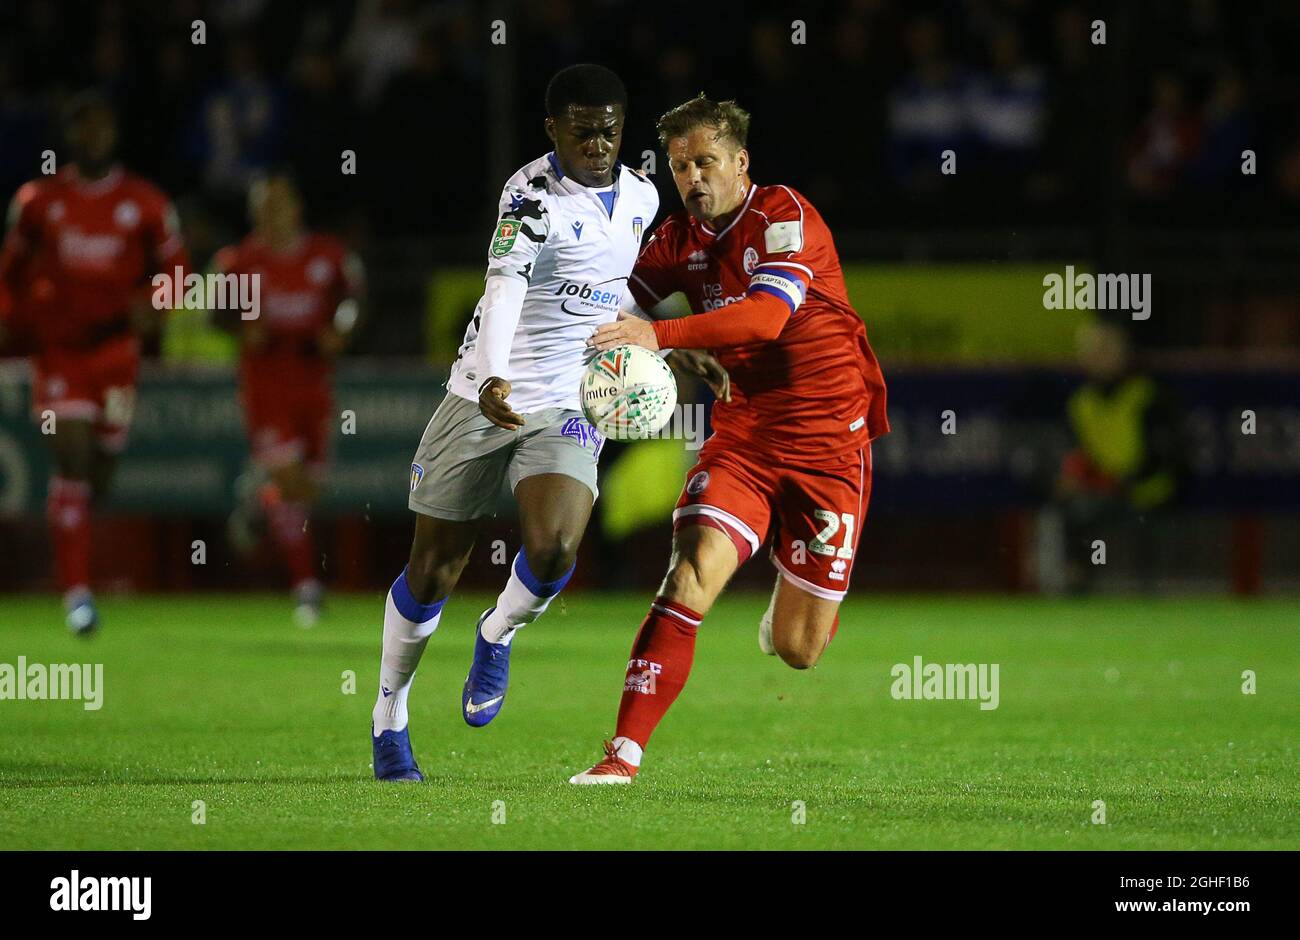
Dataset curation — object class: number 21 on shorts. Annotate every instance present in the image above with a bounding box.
[810,510,855,559]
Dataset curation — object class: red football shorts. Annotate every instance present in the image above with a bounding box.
[31,337,140,454]
[673,440,872,601]
[241,371,333,471]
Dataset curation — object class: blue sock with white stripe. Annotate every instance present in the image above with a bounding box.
[373,566,446,733]
[480,551,574,646]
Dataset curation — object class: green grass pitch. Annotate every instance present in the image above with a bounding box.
[0,592,1296,850]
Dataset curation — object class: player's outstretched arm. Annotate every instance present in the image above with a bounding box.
[320,251,367,357]
[474,273,528,429]
[472,179,550,429]
[590,291,789,353]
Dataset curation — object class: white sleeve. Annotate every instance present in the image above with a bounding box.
[475,274,528,387]
[486,181,550,283]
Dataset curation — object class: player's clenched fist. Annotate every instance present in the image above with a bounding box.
[478,376,525,430]
[588,310,660,352]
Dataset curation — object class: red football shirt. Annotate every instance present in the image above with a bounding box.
[0,165,187,350]
[629,182,888,462]
[214,232,363,385]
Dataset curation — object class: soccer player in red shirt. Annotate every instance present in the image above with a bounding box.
[570,95,889,782]
[0,92,188,634]
[214,171,364,626]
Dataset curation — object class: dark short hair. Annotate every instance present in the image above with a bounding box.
[545,64,627,118]
[656,94,751,150]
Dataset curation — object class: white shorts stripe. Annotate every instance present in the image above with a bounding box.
[35,399,101,421]
[771,552,848,602]
[672,504,761,556]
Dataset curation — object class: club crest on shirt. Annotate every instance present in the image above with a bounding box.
[743,246,759,275]
[687,470,710,495]
[306,257,333,285]
[632,216,643,240]
[410,462,424,492]
[113,200,140,229]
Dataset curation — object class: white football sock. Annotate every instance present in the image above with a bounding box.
[611,736,643,767]
[372,568,445,733]
[480,550,574,645]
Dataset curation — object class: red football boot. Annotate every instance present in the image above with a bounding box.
[568,740,638,785]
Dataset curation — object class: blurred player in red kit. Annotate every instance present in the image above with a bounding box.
[571,95,889,782]
[0,91,188,634]
[214,171,364,626]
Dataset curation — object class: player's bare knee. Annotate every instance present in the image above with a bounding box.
[772,622,826,670]
[776,643,822,670]
[661,555,715,610]
[405,544,467,603]
[521,531,578,582]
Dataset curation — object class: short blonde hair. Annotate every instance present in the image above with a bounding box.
[656,94,751,151]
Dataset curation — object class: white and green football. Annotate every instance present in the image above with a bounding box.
[580,344,678,441]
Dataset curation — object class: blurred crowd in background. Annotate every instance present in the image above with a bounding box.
[0,0,1297,596]
[2,0,1299,356]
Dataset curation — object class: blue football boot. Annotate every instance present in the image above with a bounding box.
[372,724,424,782]
[461,608,511,727]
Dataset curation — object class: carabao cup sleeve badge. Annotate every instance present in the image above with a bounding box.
[490,219,520,257]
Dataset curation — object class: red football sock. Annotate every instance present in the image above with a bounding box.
[614,596,702,750]
[47,476,91,594]
[266,499,315,588]
[825,613,840,650]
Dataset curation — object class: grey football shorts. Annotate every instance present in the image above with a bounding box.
[407,392,603,521]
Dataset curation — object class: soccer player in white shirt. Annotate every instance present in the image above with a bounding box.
[370,65,662,781]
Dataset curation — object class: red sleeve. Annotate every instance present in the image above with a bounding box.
[148,194,188,274]
[739,186,818,315]
[0,182,42,292]
[652,290,789,348]
[337,244,365,301]
[627,221,681,311]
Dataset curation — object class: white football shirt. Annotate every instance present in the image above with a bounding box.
[447,152,660,413]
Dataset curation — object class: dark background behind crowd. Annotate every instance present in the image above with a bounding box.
[2,0,1299,355]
